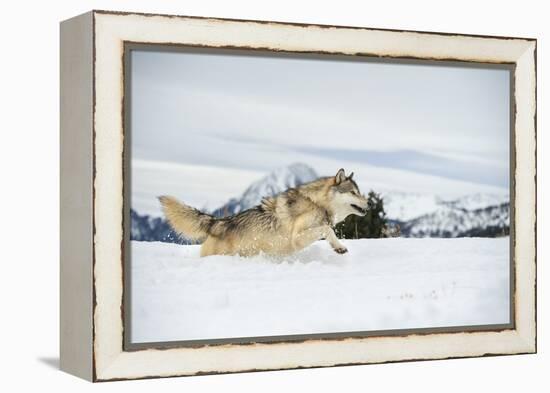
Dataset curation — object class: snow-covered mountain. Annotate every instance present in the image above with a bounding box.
[382,192,509,237]
[212,163,318,217]
[382,192,508,222]
[130,162,510,242]
[399,202,509,238]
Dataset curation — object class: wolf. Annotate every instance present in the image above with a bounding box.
[159,168,369,257]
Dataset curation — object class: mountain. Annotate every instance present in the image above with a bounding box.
[383,191,509,238]
[382,192,508,222]
[130,162,510,243]
[212,163,318,217]
[398,202,509,238]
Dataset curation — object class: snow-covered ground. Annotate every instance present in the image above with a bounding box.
[130,237,510,344]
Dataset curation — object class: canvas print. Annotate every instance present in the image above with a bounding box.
[127,47,511,345]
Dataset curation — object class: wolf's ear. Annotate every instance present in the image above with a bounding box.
[335,168,346,185]
[348,172,354,180]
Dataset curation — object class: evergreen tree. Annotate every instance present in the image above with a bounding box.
[334,191,387,239]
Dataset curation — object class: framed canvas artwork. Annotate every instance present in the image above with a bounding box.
[60,10,537,381]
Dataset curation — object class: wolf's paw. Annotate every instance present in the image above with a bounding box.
[334,247,348,254]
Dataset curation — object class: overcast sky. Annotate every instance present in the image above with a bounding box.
[130,48,510,191]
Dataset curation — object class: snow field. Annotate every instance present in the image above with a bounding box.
[130,237,510,343]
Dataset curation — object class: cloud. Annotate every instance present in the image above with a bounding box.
[297,147,508,188]
[130,49,510,192]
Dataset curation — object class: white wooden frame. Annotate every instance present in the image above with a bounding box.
[60,10,537,382]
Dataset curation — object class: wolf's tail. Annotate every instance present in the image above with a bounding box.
[158,196,216,241]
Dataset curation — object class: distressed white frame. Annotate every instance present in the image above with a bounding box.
[61,10,536,382]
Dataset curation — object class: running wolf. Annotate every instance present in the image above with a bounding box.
[159,168,368,257]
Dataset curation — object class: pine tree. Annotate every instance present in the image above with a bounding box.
[334,191,387,239]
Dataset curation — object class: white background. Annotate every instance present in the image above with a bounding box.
[0,0,545,391]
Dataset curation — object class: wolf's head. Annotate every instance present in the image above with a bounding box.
[328,168,369,224]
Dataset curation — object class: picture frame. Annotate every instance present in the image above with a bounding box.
[60,10,537,382]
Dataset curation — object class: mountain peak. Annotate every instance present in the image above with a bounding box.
[214,163,318,216]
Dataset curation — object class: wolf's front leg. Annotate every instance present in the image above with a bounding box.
[291,226,327,252]
[325,227,348,254]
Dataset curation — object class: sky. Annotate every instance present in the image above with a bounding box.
[130,47,511,197]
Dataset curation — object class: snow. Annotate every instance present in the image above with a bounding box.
[130,237,510,344]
